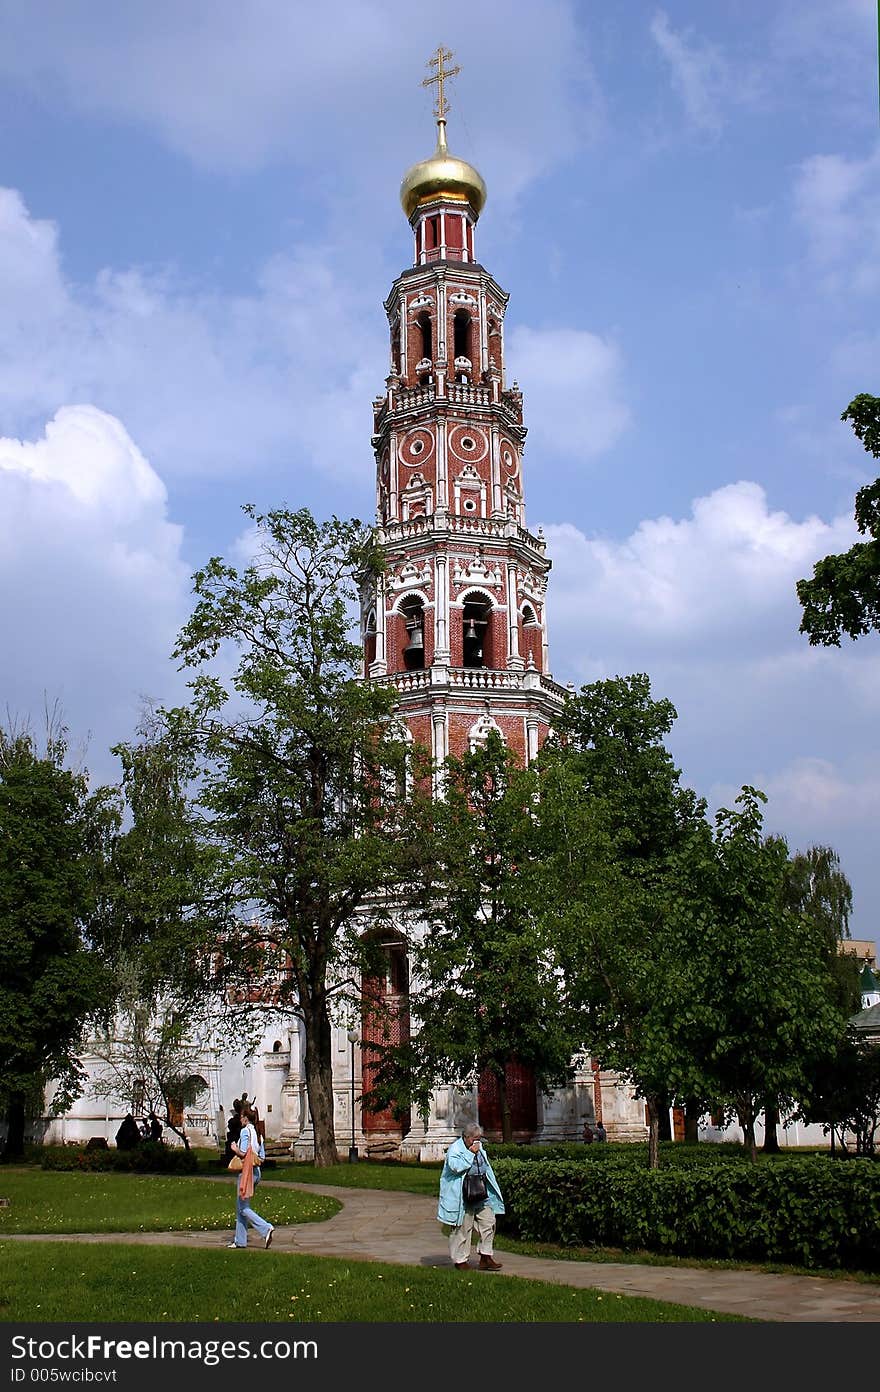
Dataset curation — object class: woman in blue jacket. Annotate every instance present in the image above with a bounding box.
[438,1122,505,1271]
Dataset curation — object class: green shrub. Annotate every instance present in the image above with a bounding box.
[493,1155,880,1270]
[40,1142,199,1175]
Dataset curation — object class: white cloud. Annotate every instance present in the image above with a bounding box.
[649,10,729,135]
[0,187,634,500]
[714,755,880,833]
[507,326,630,463]
[648,9,766,136]
[543,480,856,661]
[0,405,190,781]
[0,185,385,490]
[0,1,598,205]
[538,477,879,929]
[792,145,880,293]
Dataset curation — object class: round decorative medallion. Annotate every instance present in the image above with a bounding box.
[449,424,488,462]
[400,427,435,467]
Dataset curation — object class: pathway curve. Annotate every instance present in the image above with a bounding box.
[11,1180,880,1323]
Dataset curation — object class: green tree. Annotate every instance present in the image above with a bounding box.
[533,675,706,1168]
[90,1001,216,1150]
[759,841,858,1150]
[782,843,859,1014]
[163,506,424,1166]
[363,731,573,1141]
[660,790,847,1161]
[0,727,116,1159]
[797,393,880,644]
[796,1029,880,1157]
[98,708,221,1007]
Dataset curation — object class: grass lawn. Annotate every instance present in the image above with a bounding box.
[0,1242,744,1322]
[0,1170,339,1234]
[260,1160,439,1194]
[0,1164,750,1322]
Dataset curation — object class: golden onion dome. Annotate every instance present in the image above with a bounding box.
[400,120,487,221]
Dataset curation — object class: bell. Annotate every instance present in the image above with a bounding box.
[404,620,424,656]
[464,619,478,641]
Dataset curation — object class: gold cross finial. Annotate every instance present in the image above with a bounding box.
[422,46,461,123]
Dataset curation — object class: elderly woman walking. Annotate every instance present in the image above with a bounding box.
[227,1103,274,1250]
[438,1121,505,1271]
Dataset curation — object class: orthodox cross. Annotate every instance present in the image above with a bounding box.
[422,46,461,120]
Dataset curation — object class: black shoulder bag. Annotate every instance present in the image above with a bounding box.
[462,1162,489,1206]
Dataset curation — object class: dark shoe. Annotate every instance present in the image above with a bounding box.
[264,1228,274,1249]
[454,1262,470,1270]
[478,1254,502,1271]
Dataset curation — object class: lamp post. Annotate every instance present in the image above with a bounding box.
[347,1029,359,1163]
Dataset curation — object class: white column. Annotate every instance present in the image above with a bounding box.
[436,281,445,358]
[490,422,503,516]
[431,705,448,798]
[526,717,539,764]
[506,562,522,668]
[479,285,489,376]
[434,554,449,661]
[370,573,387,676]
[389,435,399,521]
[436,418,448,511]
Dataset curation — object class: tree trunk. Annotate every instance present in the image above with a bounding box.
[738,1101,758,1163]
[645,1094,661,1170]
[163,1122,190,1150]
[302,1001,339,1165]
[684,1098,701,1143]
[2,1093,26,1161]
[762,1099,780,1153]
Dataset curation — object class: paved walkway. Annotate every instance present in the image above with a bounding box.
[11,1180,880,1322]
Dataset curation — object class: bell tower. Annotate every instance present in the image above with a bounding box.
[363,47,565,770]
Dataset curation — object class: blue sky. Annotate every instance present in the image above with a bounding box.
[1,1,879,942]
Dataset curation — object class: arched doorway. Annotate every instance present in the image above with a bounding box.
[359,931,411,1152]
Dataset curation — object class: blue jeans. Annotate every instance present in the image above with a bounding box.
[233,1170,272,1246]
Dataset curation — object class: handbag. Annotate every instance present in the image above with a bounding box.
[462,1166,488,1206]
[227,1154,243,1173]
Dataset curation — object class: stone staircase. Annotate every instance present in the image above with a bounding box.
[262,1139,292,1159]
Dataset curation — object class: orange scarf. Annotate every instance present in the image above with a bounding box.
[237,1126,259,1199]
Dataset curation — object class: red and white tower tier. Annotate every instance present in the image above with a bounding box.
[363,90,566,769]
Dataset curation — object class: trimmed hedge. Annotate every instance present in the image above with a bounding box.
[492,1156,880,1271]
[488,1140,814,1168]
[40,1142,199,1175]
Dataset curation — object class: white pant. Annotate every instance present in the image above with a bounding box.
[448,1204,496,1264]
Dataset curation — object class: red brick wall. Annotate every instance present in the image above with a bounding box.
[521,621,542,671]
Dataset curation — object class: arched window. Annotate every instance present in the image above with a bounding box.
[453,310,471,364]
[462,596,491,668]
[400,595,426,671]
[521,603,540,669]
[417,311,432,365]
